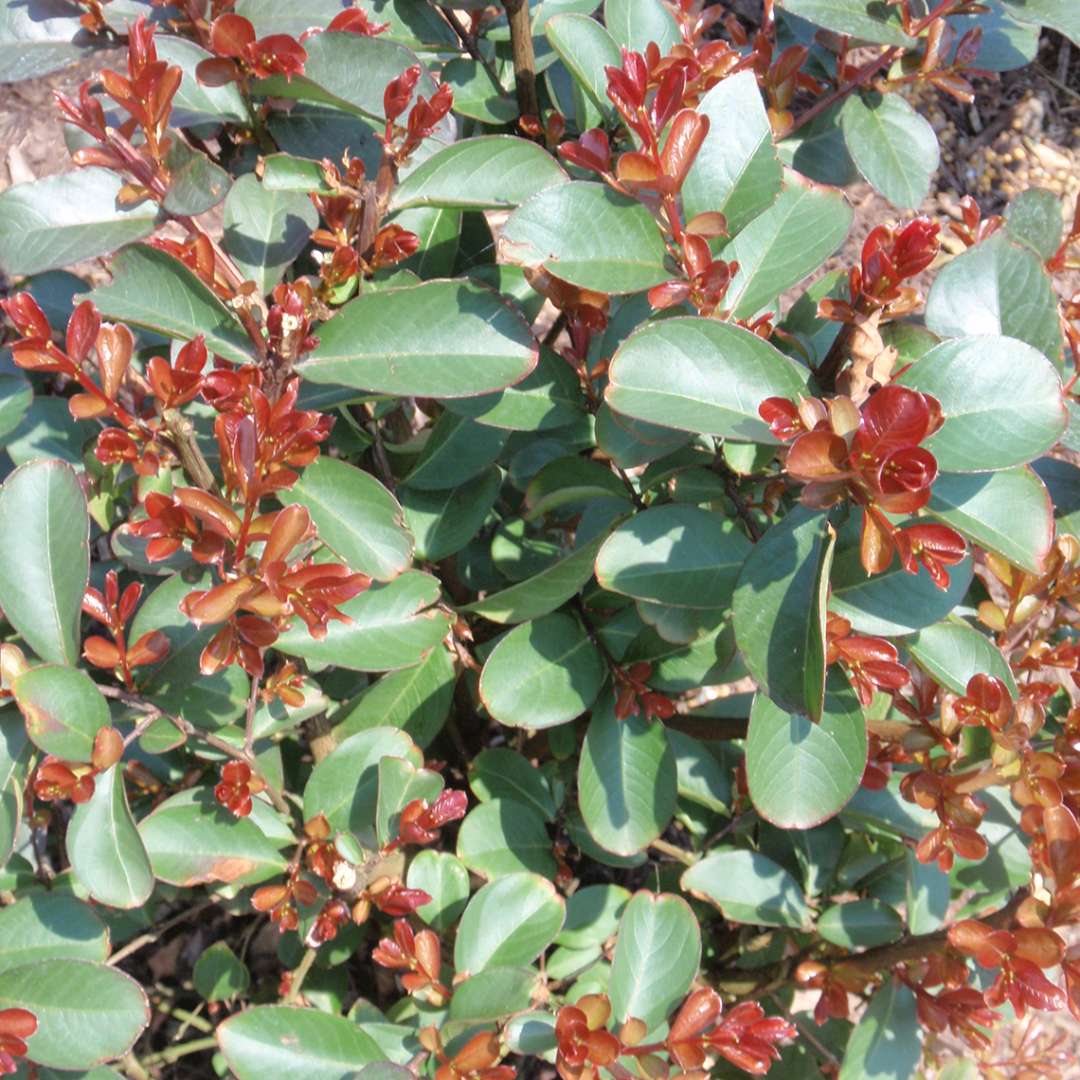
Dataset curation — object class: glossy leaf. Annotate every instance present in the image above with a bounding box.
[406,849,471,932]
[609,891,701,1028]
[0,893,109,975]
[1001,0,1080,45]
[544,13,620,117]
[405,413,508,491]
[155,35,248,124]
[819,899,903,950]
[399,467,501,563]
[557,884,630,948]
[193,942,250,1003]
[479,612,606,729]
[454,872,565,973]
[681,848,813,928]
[0,168,158,276]
[778,0,913,45]
[578,692,677,855]
[0,373,32,445]
[456,798,557,879]
[470,747,558,822]
[298,280,538,397]
[838,980,921,1080]
[67,764,154,909]
[1005,186,1063,260]
[0,0,96,81]
[448,967,539,1022]
[606,318,809,439]
[375,755,443,848]
[0,459,89,665]
[13,664,109,762]
[907,620,1018,698]
[281,456,413,582]
[896,336,1066,471]
[604,0,680,53]
[746,676,868,829]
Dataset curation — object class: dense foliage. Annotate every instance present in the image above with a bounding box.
[1,0,1080,1077]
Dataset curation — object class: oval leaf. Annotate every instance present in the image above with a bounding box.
[0,893,109,975]
[14,664,110,762]
[681,848,812,928]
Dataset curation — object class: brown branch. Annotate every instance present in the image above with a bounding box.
[436,4,503,87]
[503,0,540,120]
[161,407,216,491]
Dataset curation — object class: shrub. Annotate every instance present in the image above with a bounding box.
[0,0,1079,1077]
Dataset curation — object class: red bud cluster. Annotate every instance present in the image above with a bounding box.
[0,1009,37,1076]
[372,919,448,1004]
[82,570,169,689]
[214,761,266,817]
[197,13,306,86]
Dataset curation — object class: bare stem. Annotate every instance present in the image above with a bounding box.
[503,0,540,120]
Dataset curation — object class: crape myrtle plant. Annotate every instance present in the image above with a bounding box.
[2,2,1080,1080]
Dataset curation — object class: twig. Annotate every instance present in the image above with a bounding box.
[283,946,319,1004]
[650,837,696,866]
[161,407,217,491]
[142,1035,218,1066]
[715,461,763,542]
[108,899,215,966]
[244,672,261,757]
[120,1051,152,1080]
[768,994,840,1069]
[436,4,502,86]
[502,0,540,120]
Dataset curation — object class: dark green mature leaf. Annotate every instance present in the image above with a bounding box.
[217,1006,384,1079]
[407,849,471,932]
[2,395,94,467]
[1005,187,1063,260]
[454,872,565,973]
[1033,456,1080,541]
[139,788,287,887]
[578,692,677,855]
[840,91,938,209]
[733,506,831,715]
[470,748,558,821]
[85,246,256,364]
[375,755,442,847]
[274,571,451,671]
[946,8,1037,71]
[405,413,508,490]
[595,504,751,609]
[925,232,1062,365]
[501,182,671,294]
[778,0,913,45]
[682,70,783,235]
[0,893,108,974]
[0,373,32,445]
[391,137,568,211]
[67,764,154,909]
[399,468,501,563]
[479,612,607,729]
[162,139,232,217]
[896,336,1066,471]
[441,58,517,124]
[838,980,921,1080]
[0,459,88,665]
[907,620,1018,697]
[604,0,680,51]
[456,799,557,879]
[448,967,539,1022]
[298,280,537,397]
[606,318,809,439]
[281,456,413,582]
[0,960,148,1071]
[557,884,630,948]
[681,848,813,928]
[609,892,701,1028]
[0,0,98,81]
[222,174,319,295]
[927,468,1054,574]
[724,171,854,318]
[1001,0,1080,44]
[746,676,868,829]
[0,167,158,276]
[545,13,620,117]
[818,899,903,949]
[193,942,250,1003]
[13,665,109,762]
[155,36,248,124]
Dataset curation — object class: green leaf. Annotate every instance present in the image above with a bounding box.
[155,36,248,124]
[375,755,443,848]
[925,232,1062,365]
[0,373,32,445]
[461,530,609,625]
[0,167,158,276]
[1033,456,1080,541]
[0,960,148,1071]
[67,764,154,909]
[665,730,732,813]
[13,665,109,762]
[896,336,1066,471]
[298,279,537,397]
[778,0,913,45]
[303,727,419,838]
[448,967,539,1022]
[1005,187,1063,260]
[927,467,1054,574]
[441,58,517,124]
[0,893,108,974]
[334,645,455,749]
[604,0,680,52]
[840,91,939,209]
[818,900,903,949]
[84,246,256,365]
[682,70,784,235]
[606,318,809,439]
[391,136,568,211]
[609,891,701,1028]
[217,1006,384,1078]
[681,848,813,928]
[274,571,451,671]
[162,139,232,217]
[138,788,287,887]
[193,942,249,1003]
[746,676,868,829]
[454,873,565,973]
[222,174,319,295]
[1001,0,1080,45]
[578,692,677,856]
[0,0,97,81]
[479,612,606,729]
[545,13,620,117]
[260,152,335,194]
[0,459,89,665]
[838,979,921,1080]
[907,620,1018,698]
[828,513,973,636]
[3,395,94,467]
[724,171,854,318]
[405,413,509,490]
[399,467,501,563]
[501,182,671,294]
[557,884,630,948]
[470,748,558,821]
[406,849,471,932]
[733,505,831,715]
[457,798,557,879]
[595,504,751,609]
[281,456,413,582]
